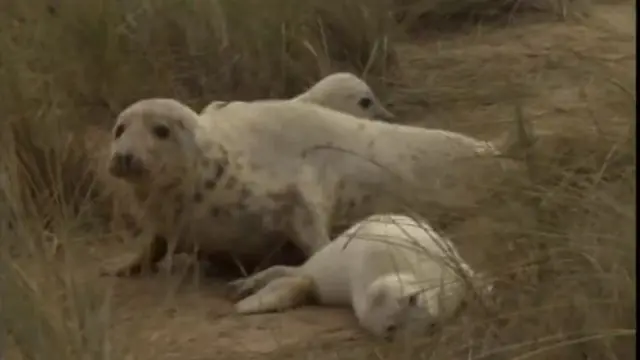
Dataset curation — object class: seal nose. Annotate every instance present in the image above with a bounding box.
[374,102,396,122]
[116,152,134,170]
[110,152,141,177]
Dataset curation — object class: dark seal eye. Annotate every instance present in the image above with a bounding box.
[113,124,125,139]
[152,125,170,139]
[407,293,418,306]
[384,324,397,341]
[358,97,372,109]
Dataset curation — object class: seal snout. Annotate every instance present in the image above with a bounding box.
[375,106,396,122]
[109,151,146,179]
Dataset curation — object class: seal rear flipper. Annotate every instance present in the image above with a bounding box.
[234,275,313,314]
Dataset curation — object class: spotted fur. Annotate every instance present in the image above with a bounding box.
[101,97,518,278]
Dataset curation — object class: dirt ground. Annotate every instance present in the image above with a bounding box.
[35,4,634,359]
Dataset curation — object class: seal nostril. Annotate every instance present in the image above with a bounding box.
[123,153,133,167]
[116,153,134,169]
[110,152,142,178]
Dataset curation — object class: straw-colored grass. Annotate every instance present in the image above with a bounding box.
[0,0,635,359]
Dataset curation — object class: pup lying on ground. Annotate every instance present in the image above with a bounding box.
[230,214,494,340]
[200,72,395,121]
[101,98,517,277]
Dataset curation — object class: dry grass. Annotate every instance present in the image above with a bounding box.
[0,0,635,359]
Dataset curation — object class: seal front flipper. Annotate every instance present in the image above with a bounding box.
[234,275,314,314]
[99,234,168,277]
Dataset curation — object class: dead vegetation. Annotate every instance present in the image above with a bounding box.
[0,0,635,359]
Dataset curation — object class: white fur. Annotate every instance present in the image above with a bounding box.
[200,72,395,121]
[200,99,513,214]
[231,214,493,339]
[102,98,516,277]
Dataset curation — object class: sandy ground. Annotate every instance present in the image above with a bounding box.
[15,4,634,359]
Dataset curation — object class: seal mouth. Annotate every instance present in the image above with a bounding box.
[110,167,148,182]
[108,158,149,183]
[374,104,396,122]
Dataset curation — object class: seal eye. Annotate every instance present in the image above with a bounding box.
[358,97,372,109]
[152,125,170,139]
[113,124,125,139]
[384,324,397,341]
[407,293,418,306]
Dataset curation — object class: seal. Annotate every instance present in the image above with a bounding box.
[230,214,494,340]
[200,72,395,121]
[200,99,515,220]
[100,98,340,276]
[101,98,516,278]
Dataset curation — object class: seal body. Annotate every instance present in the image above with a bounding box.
[201,72,395,121]
[101,98,514,278]
[201,99,510,221]
[230,214,493,339]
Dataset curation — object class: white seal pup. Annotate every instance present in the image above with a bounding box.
[200,72,395,121]
[230,214,494,340]
[292,72,395,121]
